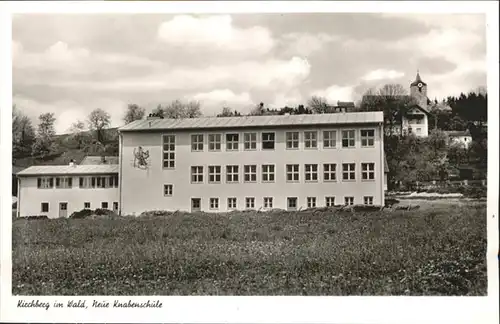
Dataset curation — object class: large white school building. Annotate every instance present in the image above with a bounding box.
[16,111,388,218]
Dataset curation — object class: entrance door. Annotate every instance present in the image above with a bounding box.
[191,198,201,212]
[59,202,68,218]
[113,202,119,213]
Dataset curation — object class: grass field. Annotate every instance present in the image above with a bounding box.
[12,200,487,296]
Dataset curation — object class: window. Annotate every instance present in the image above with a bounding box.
[323,131,337,148]
[361,163,375,180]
[84,202,90,209]
[325,197,335,207]
[360,129,375,147]
[226,133,239,151]
[244,165,257,182]
[307,197,317,208]
[37,177,53,189]
[305,164,318,182]
[96,176,107,188]
[191,134,204,152]
[364,196,374,205]
[286,132,299,149]
[208,166,221,183]
[208,134,222,151]
[287,197,298,210]
[79,177,90,188]
[101,202,109,209]
[226,165,239,183]
[416,128,422,135]
[109,175,119,188]
[344,197,354,206]
[304,131,317,149]
[41,202,49,212]
[262,165,275,182]
[262,132,275,150]
[244,133,257,150]
[286,164,299,182]
[342,130,356,148]
[164,184,173,196]
[342,163,356,181]
[191,198,201,211]
[163,135,176,168]
[264,197,273,208]
[210,198,219,210]
[191,166,204,183]
[245,197,255,209]
[55,177,72,189]
[323,163,337,181]
[228,197,237,209]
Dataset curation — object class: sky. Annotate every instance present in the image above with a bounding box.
[12,13,487,134]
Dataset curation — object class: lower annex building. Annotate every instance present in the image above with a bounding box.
[16,111,387,218]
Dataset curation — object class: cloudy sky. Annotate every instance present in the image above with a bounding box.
[12,13,486,134]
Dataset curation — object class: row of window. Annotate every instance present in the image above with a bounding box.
[37,176,119,189]
[40,201,119,213]
[181,163,376,185]
[190,195,375,211]
[162,129,376,168]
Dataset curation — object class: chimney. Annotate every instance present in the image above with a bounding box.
[101,155,106,164]
[69,159,76,167]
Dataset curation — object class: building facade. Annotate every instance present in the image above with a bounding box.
[16,164,119,218]
[118,112,386,215]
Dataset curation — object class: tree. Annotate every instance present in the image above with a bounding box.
[249,102,265,116]
[217,107,241,117]
[67,120,90,150]
[31,112,57,159]
[12,104,35,158]
[123,104,145,124]
[307,96,329,114]
[153,100,202,119]
[88,108,111,143]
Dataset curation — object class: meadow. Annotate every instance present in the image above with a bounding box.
[12,200,487,296]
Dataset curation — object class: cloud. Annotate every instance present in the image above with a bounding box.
[43,56,311,93]
[279,32,339,57]
[312,85,354,104]
[13,94,127,134]
[157,15,274,55]
[13,41,166,75]
[191,89,253,115]
[361,69,405,82]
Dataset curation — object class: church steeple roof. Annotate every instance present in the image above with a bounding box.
[410,70,427,86]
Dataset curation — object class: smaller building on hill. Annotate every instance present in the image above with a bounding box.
[445,130,473,149]
[16,163,119,218]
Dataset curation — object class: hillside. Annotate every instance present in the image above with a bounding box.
[13,128,119,169]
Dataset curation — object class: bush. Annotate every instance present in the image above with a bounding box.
[69,208,93,219]
[19,215,49,220]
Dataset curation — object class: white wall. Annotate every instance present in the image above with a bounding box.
[120,124,385,215]
[18,176,119,219]
[402,111,428,137]
[450,136,472,148]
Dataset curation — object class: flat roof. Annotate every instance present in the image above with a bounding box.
[119,112,384,132]
[17,164,119,177]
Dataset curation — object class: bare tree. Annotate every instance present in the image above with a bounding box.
[88,108,111,143]
[218,107,234,117]
[361,84,416,136]
[123,104,145,124]
[307,96,329,114]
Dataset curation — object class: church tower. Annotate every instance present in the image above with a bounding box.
[410,71,428,109]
